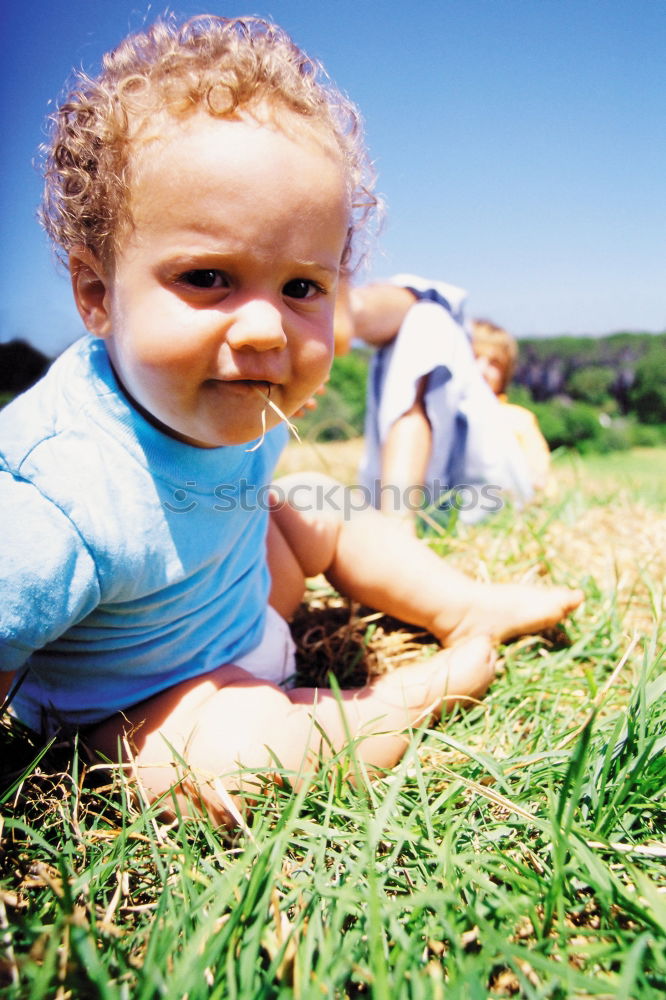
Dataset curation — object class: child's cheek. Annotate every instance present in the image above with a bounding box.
[127,319,206,371]
[312,335,335,384]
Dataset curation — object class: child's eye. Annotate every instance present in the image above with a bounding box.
[283,278,322,300]
[179,270,228,289]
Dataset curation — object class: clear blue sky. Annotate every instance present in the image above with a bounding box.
[1,0,665,357]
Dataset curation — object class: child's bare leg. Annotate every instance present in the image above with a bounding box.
[268,477,583,644]
[288,634,495,764]
[379,377,431,530]
[86,636,494,826]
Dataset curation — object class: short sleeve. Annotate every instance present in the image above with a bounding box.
[0,470,101,671]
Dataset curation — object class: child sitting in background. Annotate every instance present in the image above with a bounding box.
[471,319,550,492]
[0,16,581,826]
[336,276,546,528]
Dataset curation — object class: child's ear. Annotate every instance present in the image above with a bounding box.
[69,248,113,337]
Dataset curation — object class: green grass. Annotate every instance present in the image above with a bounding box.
[1,449,665,998]
[557,447,666,508]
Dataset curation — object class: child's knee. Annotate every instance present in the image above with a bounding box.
[269,476,344,579]
[272,472,349,521]
[267,515,307,617]
[131,679,305,823]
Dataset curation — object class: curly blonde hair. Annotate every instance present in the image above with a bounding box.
[40,14,377,270]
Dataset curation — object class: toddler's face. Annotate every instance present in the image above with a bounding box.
[74,110,349,447]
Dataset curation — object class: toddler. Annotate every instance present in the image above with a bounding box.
[0,16,581,825]
[471,320,550,490]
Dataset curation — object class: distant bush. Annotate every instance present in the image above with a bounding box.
[295,350,370,441]
[522,397,666,454]
[528,399,602,451]
[566,365,616,406]
[506,384,532,407]
[629,422,666,447]
[326,351,369,432]
[628,346,666,424]
[517,331,664,369]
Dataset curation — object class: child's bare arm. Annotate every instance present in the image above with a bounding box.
[344,284,417,347]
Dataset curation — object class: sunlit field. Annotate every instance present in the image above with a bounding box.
[2,447,664,998]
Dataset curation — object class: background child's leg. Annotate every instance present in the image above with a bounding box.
[87,636,494,826]
[379,376,431,526]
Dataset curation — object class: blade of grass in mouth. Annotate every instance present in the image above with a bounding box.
[245,385,301,452]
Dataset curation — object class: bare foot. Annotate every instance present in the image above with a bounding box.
[432,583,584,647]
[297,635,498,774]
[364,634,497,724]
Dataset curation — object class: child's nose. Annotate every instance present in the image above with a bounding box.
[225,300,288,352]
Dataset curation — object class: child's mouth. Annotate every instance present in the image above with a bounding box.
[238,378,273,391]
[211,377,274,394]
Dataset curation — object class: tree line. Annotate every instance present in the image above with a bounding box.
[514,331,666,421]
[2,331,665,452]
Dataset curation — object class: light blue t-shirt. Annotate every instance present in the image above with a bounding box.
[0,336,288,732]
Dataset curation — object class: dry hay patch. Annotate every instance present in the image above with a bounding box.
[290,588,437,689]
[552,500,666,637]
[416,494,664,642]
[276,437,364,483]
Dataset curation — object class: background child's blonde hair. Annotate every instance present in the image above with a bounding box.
[471,319,519,393]
[40,14,377,271]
